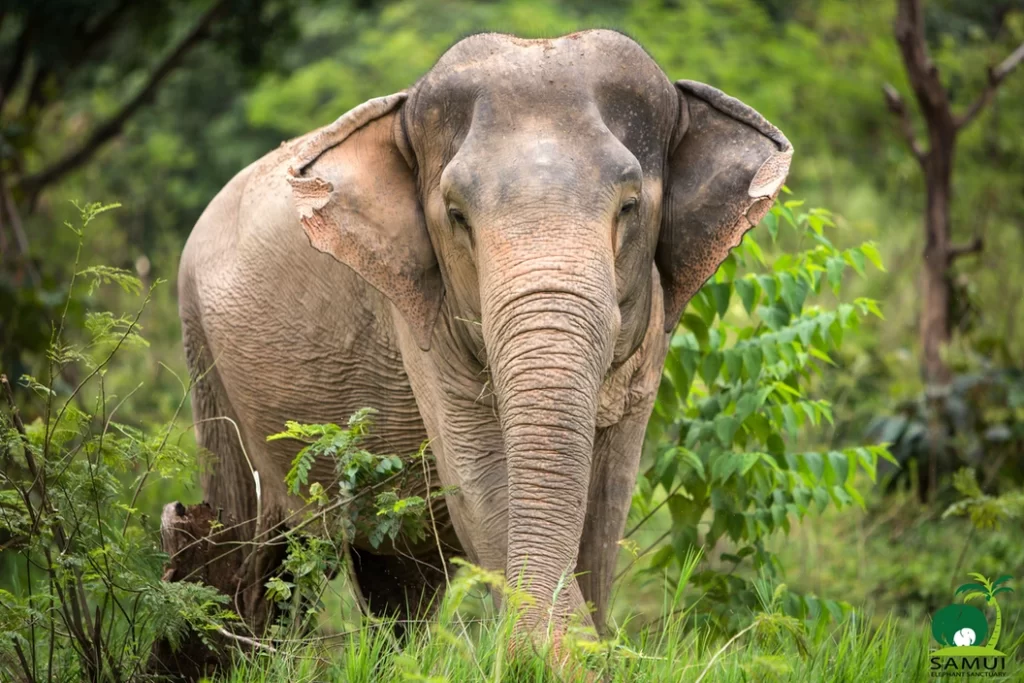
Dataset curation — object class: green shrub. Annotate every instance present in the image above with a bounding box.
[631,192,894,635]
[0,203,233,681]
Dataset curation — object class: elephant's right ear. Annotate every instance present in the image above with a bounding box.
[288,93,443,351]
[656,82,792,332]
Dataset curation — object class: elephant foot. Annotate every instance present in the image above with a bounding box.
[348,544,455,638]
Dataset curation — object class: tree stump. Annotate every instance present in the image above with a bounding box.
[147,501,282,682]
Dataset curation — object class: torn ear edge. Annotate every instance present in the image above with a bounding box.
[285,92,444,352]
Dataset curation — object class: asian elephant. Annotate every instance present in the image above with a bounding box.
[175,29,791,644]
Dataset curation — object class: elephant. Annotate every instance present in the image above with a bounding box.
[174,29,792,646]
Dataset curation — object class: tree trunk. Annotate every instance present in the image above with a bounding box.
[920,147,953,386]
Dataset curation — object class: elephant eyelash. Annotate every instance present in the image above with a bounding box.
[448,207,470,229]
[619,198,639,217]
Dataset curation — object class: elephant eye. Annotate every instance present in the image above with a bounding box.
[448,207,469,229]
[619,198,639,217]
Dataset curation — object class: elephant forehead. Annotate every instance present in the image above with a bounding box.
[425,30,665,86]
[407,31,676,170]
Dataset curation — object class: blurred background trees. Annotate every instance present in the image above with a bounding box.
[2,0,1023,647]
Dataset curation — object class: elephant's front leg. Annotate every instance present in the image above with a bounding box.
[577,409,655,634]
[408,390,510,575]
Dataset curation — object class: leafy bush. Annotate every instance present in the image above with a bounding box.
[0,203,232,681]
[866,364,1024,501]
[631,192,894,635]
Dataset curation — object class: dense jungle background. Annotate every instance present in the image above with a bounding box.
[2,0,1024,681]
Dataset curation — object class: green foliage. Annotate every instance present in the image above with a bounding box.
[0,203,231,681]
[867,367,1024,499]
[635,195,893,635]
[943,467,1024,529]
[267,416,446,552]
[269,408,377,495]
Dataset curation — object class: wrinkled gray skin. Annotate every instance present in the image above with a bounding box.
[178,30,791,640]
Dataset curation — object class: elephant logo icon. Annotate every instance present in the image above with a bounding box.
[928,573,1014,676]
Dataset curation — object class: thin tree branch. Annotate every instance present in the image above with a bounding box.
[18,0,228,196]
[17,60,53,122]
[947,235,983,262]
[215,627,279,654]
[0,171,40,286]
[893,0,953,125]
[956,41,1024,130]
[883,83,926,163]
[0,20,32,114]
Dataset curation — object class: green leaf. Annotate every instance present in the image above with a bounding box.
[781,405,799,436]
[808,347,836,366]
[779,205,798,229]
[690,290,717,326]
[758,274,778,302]
[844,481,866,509]
[664,349,692,398]
[762,211,779,241]
[735,277,759,314]
[778,272,807,315]
[708,283,732,318]
[800,452,825,483]
[682,313,710,349]
[715,416,740,446]
[734,392,765,423]
[844,248,866,276]
[723,349,743,383]
[743,347,763,381]
[672,447,706,481]
[711,453,741,483]
[955,582,987,596]
[861,242,885,271]
[757,304,790,331]
[700,352,723,387]
[826,257,845,293]
[825,451,850,485]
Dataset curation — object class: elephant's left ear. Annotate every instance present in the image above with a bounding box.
[287,92,443,351]
[656,81,793,331]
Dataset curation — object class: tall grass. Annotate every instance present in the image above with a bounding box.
[216,558,961,683]
[219,606,941,682]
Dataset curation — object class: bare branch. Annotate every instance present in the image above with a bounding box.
[215,627,278,654]
[956,41,1024,130]
[883,83,926,163]
[947,235,983,263]
[18,0,228,196]
[0,171,40,287]
[17,64,47,120]
[893,0,953,127]
[0,20,32,114]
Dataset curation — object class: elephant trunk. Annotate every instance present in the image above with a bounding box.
[480,234,619,633]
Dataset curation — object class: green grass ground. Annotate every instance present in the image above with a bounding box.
[217,601,1020,683]
[208,489,1024,683]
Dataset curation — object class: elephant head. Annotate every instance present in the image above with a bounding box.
[287,30,790,632]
